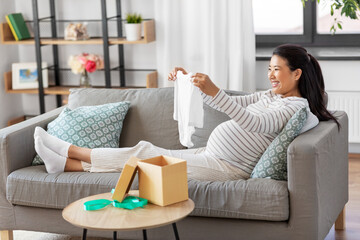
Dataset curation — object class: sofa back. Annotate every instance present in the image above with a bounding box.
[68,88,245,149]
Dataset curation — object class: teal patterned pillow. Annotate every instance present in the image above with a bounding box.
[250,107,307,181]
[32,101,130,165]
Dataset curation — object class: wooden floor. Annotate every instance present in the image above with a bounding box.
[325,154,360,240]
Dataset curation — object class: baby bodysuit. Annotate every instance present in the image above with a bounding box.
[173,71,204,148]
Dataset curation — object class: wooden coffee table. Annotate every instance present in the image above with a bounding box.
[62,190,195,240]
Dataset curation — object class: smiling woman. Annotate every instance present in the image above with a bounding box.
[33,43,339,185]
[271,44,339,127]
[268,55,302,98]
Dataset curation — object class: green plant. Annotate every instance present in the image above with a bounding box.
[126,13,142,24]
[302,0,360,34]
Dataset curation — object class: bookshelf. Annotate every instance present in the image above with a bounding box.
[3,71,158,95]
[0,20,155,45]
[0,0,157,114]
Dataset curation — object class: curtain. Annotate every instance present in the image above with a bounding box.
[154,0,256,92]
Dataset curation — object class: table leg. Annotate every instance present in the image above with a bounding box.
[82,229,87,240]
[172,223,180,240]
[113,231,117,240]
[142,229,147,240]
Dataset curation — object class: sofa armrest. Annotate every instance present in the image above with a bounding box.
[287,111,348,240]
[0,106,65,175]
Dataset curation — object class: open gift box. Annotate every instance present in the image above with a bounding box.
[138,155,188,206]
[112,155,188,207]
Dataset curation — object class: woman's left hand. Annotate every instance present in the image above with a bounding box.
[192,73,220,97]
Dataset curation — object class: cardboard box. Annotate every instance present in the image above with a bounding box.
[138,155,188,206]
[112,156,139,202]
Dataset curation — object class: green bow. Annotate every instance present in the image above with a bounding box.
[84,196,148,211]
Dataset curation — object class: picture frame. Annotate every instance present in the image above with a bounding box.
[11,62,48,90]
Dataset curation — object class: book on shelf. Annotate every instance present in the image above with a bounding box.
[5,13,31,41]
[5,15,18,41]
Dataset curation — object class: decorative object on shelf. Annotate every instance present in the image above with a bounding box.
[68,53,104,88]
[64,22,89,41]
[5,13,31,41]
[125,13,142,41]
[79,70,90,88]
[11,62,48,90]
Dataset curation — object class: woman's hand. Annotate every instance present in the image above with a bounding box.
[168,67,188,81]
[192,73,220,97]
[168,67,187,81]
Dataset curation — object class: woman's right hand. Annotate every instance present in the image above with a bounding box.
[168,67,188,81]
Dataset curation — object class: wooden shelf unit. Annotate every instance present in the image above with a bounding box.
[1,0,157,114]
[3,71,157,95]
[0,20,155,45]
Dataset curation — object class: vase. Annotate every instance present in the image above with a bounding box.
[79,70,91,88]
[125,23,142,41]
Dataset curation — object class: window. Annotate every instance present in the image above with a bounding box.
[255,0,360,47]
[253,0,304,35]
[317,1,360,34]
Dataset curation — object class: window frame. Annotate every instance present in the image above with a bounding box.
[256,1,360,48]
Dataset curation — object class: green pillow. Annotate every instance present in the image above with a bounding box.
[32,101,130,165]
[250,107,307,181]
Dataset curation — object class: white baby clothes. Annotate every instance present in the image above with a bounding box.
[173,71,204,148]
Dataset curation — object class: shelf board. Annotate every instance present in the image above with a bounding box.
[0,20,155,45]
[3,71,158,95]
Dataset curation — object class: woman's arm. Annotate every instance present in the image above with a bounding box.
[211,90,306,133]
[201,91,268,111]
[191,72,268,111]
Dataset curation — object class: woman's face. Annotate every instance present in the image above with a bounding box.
[268,55,302,97]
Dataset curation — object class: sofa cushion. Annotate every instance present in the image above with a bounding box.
[188,178,289,221]
[6,166,133,209]
[250,107,308,181]
[68,88,184,150]
[32,101,130,165]
[7,166,289,221]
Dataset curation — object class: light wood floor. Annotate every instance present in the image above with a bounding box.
[325,154,360,240]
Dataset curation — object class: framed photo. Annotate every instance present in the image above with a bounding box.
[12,62,48,90]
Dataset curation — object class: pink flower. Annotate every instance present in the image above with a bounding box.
[68,53,104,74]
[85,60,97,73]
[78,56,88,65]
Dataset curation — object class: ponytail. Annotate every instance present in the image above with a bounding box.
[307,54,340,129]
[273,44,340,130]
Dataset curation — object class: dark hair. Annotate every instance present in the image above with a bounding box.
[272,44,340,129]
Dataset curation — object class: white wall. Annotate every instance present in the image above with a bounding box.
[14,0,156,115]
[256,60,360,153]
[0,0,24,128]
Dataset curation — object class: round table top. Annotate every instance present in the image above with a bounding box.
[62,190,195,231]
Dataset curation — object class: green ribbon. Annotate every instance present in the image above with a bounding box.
[84,190,148,211]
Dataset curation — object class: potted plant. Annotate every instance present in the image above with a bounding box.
[125,13,143,41]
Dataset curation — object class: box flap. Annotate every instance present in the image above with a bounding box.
[112,156,140,202]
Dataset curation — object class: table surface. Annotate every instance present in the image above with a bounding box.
[62,190,195,231]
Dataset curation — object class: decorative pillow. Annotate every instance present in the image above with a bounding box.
[299,110,318,134]
[250,107,307,181]
[32,101,130,165]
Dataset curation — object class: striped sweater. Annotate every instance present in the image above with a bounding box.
[202,89,308,177]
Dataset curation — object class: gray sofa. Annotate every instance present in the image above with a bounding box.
[0,87,348,240]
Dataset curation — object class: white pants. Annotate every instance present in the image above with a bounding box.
[82,141,248,181]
